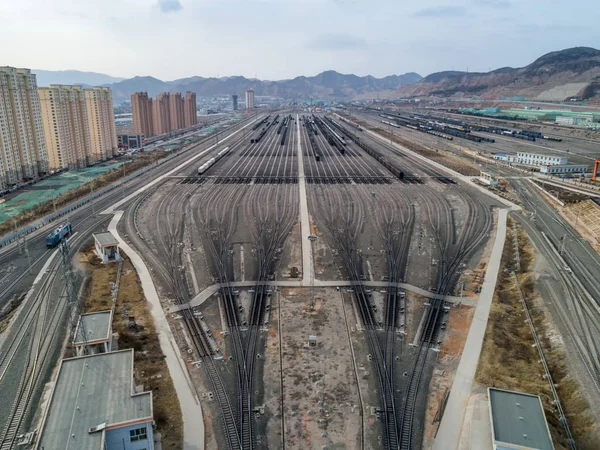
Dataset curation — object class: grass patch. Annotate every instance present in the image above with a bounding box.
[476,219,596,448]
[79,249,183,449]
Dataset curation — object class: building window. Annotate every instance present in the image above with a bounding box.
[130,426,148,442]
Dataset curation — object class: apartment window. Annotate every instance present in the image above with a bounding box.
[130,427,147,442]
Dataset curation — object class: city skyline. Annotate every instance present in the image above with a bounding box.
[1,0,599,81]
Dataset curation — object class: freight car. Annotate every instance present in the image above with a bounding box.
[45,223,72,248]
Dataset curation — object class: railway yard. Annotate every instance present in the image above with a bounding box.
[0,106,599,449]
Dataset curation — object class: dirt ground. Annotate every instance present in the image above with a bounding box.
[79,249,184,449]
[474,223,597,449]
[276,287,362,449]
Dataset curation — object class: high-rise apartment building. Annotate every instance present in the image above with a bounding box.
[84,87,118,162]
[0,67,48,191]
[169,92,185,131]
[245,88,255,109]
[184,92,197,127]
[232,94,238,111]
[39,85,92,170]
[131,92,153,138]
[152,92,171,136]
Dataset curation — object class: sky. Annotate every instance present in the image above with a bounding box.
[1,0,599,81]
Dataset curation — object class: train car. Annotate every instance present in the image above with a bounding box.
[45,223,72,248]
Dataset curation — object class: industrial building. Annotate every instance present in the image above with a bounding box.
[493,153,516,163]
[73,310,114,356]
[488,388,553,450]
[35,349,154,450]
[246,88,255,109]
[39,85,92,170]
[539,164,588,175]
[517,152,567,167]
[0,66,49,191]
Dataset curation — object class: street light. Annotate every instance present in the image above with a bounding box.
[308,234,318,311]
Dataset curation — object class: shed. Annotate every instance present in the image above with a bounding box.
[488,387,554,450]
[73,310,113,356]
[93,231,121,263]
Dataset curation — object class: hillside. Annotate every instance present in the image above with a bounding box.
[396,47,600,101]
[33,70,125,87]
[106,71,422,103]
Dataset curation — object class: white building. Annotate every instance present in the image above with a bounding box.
[93,231,121,263]
[493,153,516,163]
[0,67,48,191]
[479,171,499,186]
[540,164,588,175]
[517,152,567,167]
[73,310,113,356]
[36,349,154,450]
[245,88,255,109]
[555,116,576,126]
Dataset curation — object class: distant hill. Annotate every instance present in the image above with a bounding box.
[105,71,423,103]
[33,70,125,87]
[396,47,600,101]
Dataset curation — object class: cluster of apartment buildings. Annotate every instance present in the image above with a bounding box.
[0,66,118,192]
[131,91,197,138]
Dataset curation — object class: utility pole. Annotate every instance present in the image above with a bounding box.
[60,239,88,355]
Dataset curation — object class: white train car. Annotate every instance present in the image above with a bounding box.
[197,147,230,175]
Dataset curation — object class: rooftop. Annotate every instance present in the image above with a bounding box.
[36,349,152,450]
[489,387,554,450]
[94,231,119,247]
[73,310,112,345]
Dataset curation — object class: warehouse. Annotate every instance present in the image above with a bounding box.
[488,387,554,450]
[36,349,154,450]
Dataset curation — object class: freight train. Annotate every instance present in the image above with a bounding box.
[45,223,72,248]
[197,147,230,175]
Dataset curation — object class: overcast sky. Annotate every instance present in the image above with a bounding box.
[1,0,599,81]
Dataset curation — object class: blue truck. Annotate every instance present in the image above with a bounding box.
[45,223,72,248]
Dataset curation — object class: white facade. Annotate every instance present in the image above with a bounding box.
[0,67,48,191]
[555,116,576,125]
[517,152,567,167]
[540,164,588,175]
[479,171,499,186]
[245,88,255,109]
[493,153,516,163]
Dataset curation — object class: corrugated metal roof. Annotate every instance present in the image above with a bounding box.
[94,232,119,246]
[73,311,112,344]
[36,349,152,450]
[489,388,554,450]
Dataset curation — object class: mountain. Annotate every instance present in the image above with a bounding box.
[33,70,125,87]
[395,47,600,101]
[105,71,423,103]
